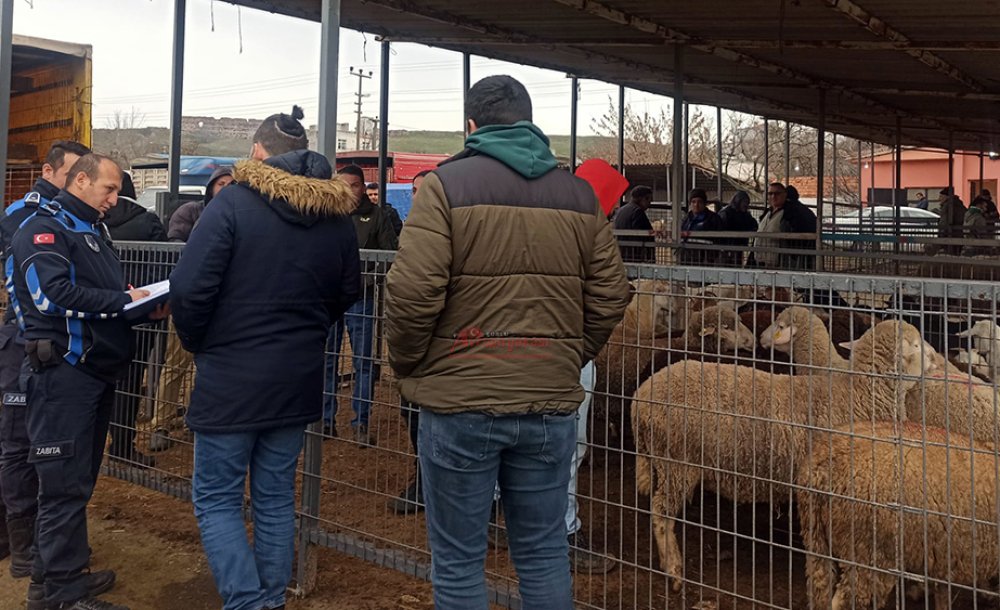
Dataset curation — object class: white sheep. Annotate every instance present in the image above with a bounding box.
[798,422,999,610]
[956,319,1000,382]
[950,347,992,382]
[593,280,685,447]
[761,307,1000,447]
[596,297,756,449]
[759,306,850,371]
[631,320,933,591]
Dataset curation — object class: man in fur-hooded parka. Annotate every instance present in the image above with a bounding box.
[170,107,361,610]
[170,110,361,434]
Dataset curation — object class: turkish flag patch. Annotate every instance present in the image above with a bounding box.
[33,233,55,245]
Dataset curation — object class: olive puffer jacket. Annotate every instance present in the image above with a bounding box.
[385,122,630,415]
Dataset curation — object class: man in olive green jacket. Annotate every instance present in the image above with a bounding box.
[385,75,629,610]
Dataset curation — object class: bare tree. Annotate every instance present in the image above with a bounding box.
[583,96,717,168]
[104,107,146,130]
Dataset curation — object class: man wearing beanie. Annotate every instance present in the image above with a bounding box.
[170,105,361,610]
[385,75,629,609]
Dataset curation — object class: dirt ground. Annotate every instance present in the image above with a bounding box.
[0,477,436,610]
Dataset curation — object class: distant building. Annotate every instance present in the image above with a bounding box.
[860,149,999,206]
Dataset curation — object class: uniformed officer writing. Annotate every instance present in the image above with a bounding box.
[0,140,90,587]
[7,153,166,610]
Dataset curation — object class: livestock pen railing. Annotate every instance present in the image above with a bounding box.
[107,242,1000,610]
[615,229,1000,282]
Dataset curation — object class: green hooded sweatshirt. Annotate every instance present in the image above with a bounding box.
[465,121,558,179]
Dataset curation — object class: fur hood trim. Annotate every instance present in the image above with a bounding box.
[234,159,356,216]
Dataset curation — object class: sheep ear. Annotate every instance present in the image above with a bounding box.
[955,327,974,338]
[839,339,861,351]
[699,326,716,337]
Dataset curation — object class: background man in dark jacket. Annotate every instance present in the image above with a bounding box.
[749,182,817,270]
[385,75,629,610]
[717,190,758,267]
[103,172,167,469]
[102,173,167,242]
[324,165,397,445]
[170,106,360,610]
[0,140,89,585]
[167,167,234,243]
[679,188,722,266]
[935,187,966,255]
[613,185,656,263]
[366,182,403,236]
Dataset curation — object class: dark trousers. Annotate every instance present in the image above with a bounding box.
[401,399,419,458]
[0,402,35,520]
[0,322,34,521]
[110,334,151,457]
[26,361,114,603]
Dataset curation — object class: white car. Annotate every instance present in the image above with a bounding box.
[823,206,939,252]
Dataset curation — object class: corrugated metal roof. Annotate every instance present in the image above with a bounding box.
[224,0,1000,151]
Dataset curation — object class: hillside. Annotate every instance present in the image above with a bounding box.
[93,127,616,166]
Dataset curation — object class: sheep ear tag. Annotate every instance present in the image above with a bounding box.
[699,326,716,337]
[771,326,795,346]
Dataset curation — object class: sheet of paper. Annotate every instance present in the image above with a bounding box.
[124,280,170,312]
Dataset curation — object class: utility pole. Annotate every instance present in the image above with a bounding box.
[349,66,373,150]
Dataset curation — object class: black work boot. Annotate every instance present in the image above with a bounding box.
[0,501,9,561]
[26,569,117,610]
[388,477,423,515]
[8,515,35,578]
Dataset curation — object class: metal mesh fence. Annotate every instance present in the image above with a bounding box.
[107,243,1000,609]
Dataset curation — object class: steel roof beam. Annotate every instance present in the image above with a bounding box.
[822,0,987,92]
[549,0,957,134]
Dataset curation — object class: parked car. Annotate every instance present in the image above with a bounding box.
[823,206,939,252]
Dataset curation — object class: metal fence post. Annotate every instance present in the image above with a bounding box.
[295,0,341,597]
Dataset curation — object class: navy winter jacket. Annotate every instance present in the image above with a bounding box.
[8,191,133,382]
[170,150,361,433]
[2,178,60,324]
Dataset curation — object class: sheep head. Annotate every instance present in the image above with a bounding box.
[759,306,826,354]
[629,280,684,337]
[840,320,934,379]
[956,319,1000,360]
[685,303,756,354]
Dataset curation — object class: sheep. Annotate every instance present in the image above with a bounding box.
[798,422,999,610]
[760,308,1000,446]
[596,300,757,450]
[956,320,1000,382]
[950,347,993,382]
[592,280,685,448]
[631,320,933,591]
[759,306,850,372]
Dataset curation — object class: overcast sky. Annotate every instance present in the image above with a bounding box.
[12,0,685,137]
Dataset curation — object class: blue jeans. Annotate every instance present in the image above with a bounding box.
[192,426,305,610]
[490,362,594,535]
[323,298,374,428]
[419,409,578,610]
